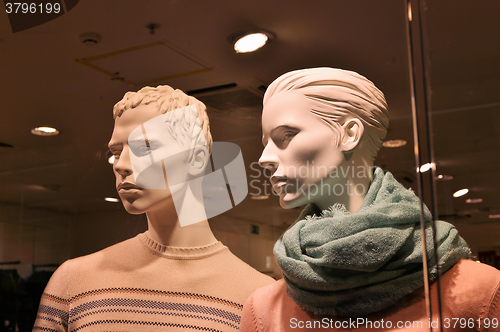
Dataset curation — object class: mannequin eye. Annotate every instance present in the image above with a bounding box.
[130,145,152,157]
[129,139,160,157]
[270,125,299,148]
[280,131,297,143]
[109,147,121,160]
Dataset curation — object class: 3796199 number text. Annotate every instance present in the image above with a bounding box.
[5,3,61,14]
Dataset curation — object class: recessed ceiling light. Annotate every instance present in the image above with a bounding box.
[488,214,500,219]
[108,155,115,164]
[453,188,469,198]
[382,139,407,148]
[31,126,59,136]
[417,162,434,173]
[104,197,120,203]
[233,32,272,53]
[436,174,454,181]
[251,194,269,200]
[465,198,483,204]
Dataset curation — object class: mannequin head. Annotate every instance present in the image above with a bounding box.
[259,68,389,211]
[113,85,212,155]
[109,85,212,216]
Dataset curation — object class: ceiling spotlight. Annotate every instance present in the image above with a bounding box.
[453,188,469,198]
[417,163,434,173]
[465,198,483,204]
[436,174,454,181]
[233,31,272,53]
[104,197,120,203]
[382,139,407,148]
[31,126,59,136]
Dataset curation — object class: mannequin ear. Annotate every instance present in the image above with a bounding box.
[189,145,209,176]
[341,118,364,152]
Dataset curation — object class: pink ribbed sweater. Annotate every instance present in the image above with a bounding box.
[241,259,500,332]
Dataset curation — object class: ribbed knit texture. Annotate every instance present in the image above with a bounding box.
[33,232,274,332]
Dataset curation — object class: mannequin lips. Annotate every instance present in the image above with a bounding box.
[271,174,292,195]
[272,181,287,195]
[117,182,143,193]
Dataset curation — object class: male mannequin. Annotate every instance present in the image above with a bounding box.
[240,68,500,331]
[34,85,274,331]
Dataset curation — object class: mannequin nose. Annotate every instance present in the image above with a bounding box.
[114,148,133,177]
[258,143,279,170]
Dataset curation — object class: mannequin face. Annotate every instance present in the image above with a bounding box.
[108,103,188,214]
[259,91,352,209]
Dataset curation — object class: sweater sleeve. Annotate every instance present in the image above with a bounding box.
[240,292,262,332]
[33,263,70,332]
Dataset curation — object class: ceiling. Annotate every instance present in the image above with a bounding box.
[1,0,499,255]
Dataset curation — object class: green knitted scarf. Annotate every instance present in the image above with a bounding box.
[274,167,471,317]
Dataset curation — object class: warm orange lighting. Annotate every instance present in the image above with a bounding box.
[31,126,59,136]
[465,198,483,204]
[382,139,407,148]
[417,163,434,173]
[251,194,269,200]
[234,32,270,53]
[453,188,469,198]
[436,174,454,181]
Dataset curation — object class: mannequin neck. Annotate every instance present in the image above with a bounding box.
[145,187,217,247]
[315,154,373,214]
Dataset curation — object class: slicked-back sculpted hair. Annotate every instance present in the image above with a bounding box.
[264,68,389,162]
[113,85,213,156]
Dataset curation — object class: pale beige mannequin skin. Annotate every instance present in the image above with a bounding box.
[108,100,217,247]
[259,68,388,214]
[259,91,370,214]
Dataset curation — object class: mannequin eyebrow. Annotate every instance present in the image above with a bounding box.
[128,137,150,147]
[108,143,122,152]
[129,137,160,147]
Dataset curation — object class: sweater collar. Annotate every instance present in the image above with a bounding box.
[138,231,226,260]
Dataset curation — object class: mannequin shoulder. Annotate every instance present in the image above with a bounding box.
[241,280,308,332]
[54,235,141,275]
[442,258,500,287]
[218,248,276,286]
[439,259,500,316]
[244,279,290,310]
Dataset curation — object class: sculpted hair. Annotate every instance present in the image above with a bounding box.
[263,67,389,162]
[113,85,213,155]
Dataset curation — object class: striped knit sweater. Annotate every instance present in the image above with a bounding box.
[33,232,274,331]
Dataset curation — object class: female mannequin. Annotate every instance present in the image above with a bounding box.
[240,68,500,331]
